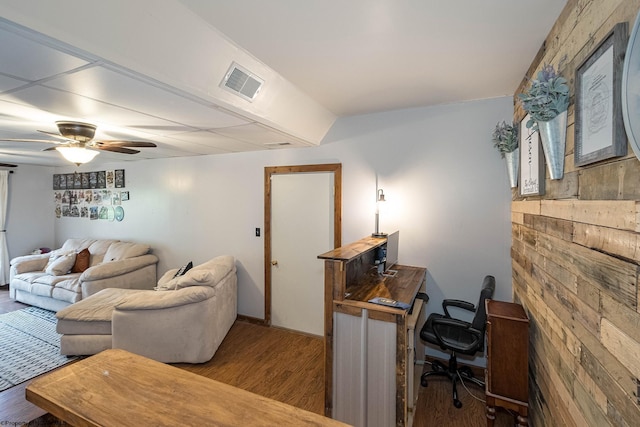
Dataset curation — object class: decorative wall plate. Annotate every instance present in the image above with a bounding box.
[106,206,115,222]
[622,11,640,160]
[114,206,124,222]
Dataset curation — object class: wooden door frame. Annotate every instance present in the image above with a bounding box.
[264,163,342,325]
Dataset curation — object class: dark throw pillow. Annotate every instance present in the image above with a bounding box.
[173,261,193,278]
[71,248,91,273]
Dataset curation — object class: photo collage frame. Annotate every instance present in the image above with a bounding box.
[53,169,128,221]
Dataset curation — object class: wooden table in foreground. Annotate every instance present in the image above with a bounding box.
[26,349,351,427]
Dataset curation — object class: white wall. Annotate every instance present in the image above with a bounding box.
[48,96,513,362]
[322,97,514,364]
[6,164,55,260]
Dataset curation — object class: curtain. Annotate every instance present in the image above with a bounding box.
[0,171,9,285]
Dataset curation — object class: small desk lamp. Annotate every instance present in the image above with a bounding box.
[372,188,387,237]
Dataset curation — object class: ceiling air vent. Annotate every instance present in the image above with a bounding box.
[220,62,264,102]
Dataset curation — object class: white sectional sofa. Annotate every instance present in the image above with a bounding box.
[10,238,158,312]
[56,255,237,363]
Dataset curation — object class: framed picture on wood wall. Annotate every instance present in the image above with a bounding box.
[520,114,545,196]
[575,22,628,167]
[622,10,640,162]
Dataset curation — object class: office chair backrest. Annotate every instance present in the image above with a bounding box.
[470,275,496,331]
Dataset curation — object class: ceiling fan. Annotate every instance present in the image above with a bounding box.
[1,121,157,165]
[0,151,21,169]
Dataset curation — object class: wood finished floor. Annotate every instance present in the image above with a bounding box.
[0,287,515,426]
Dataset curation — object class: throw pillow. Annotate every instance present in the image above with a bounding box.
[175,269,213,288]
[44,249,74,271]
[71,248,91,273]
[203,255,235,284]
[173,261,193,278]
[45,252,76,276]
[154,262,206,291]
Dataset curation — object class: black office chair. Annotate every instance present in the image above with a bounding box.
[420,275,495,408]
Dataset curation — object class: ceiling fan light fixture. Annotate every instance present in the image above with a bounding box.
[56,146,99,165]
[55,121,96,142]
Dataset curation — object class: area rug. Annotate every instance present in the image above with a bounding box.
[0,307,75,392]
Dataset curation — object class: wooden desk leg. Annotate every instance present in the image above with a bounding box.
[517,407,528,427]
[485,396,496,427]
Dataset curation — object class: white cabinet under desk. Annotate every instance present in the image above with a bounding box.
[319,236,427,427]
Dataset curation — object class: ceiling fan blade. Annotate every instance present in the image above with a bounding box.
[0,138,60,143]
[0,163,17,168]
[96,140,157,148]
[37,130,74,141]
[7,121,153,158]
[97,146,140,154]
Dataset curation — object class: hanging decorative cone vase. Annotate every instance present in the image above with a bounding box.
[537,110,567,180]
[504,148,519,188]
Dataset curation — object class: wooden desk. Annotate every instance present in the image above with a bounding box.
[319,236,426,427]
[26,349,351,427]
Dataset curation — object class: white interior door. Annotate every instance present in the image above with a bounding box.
[271,172,333,336]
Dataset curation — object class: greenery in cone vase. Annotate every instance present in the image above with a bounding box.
[492,121,519,158]
[518,63,570,130]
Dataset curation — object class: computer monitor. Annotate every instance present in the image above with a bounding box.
[385,230,399,273]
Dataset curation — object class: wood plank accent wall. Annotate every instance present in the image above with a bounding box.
[511,1,640,426]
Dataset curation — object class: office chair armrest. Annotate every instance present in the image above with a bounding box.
[431,318,483,353]
[442,299,475,318]
[432,317,472,329]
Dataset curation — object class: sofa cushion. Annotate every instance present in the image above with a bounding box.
[71,248,91,273]
[193,255,235,285]
[10,277,33,293]
[54,276,82,293]
[30,282,54,298]
[155,269,179,290]
[13,271,48,285]
[103,242,150,262]
[61,238,96,253]
[52,287,82,304]
[155,269,213,291]
[46,252,76,276]
[176,269,213,288]
[57,288,146,334]
[118,286,215,310]
[88,240,120,265]
[45,249,73,269]
[33,272,80,284]
[154,261,193,291]
[155,256,234,291]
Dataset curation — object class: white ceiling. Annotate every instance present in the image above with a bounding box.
[0,0,567,167]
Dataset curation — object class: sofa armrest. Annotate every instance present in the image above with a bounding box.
[80,254,158,282]
[116,287,215,311]
[10,253,50,274]
[112,270,237,363]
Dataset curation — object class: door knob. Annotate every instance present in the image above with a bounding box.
[271,260,278,266]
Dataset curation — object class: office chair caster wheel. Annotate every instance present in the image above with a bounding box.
[454,399,462,409]
[421,377,429,387]
[431,360,445,372]
[460,366,474,378]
